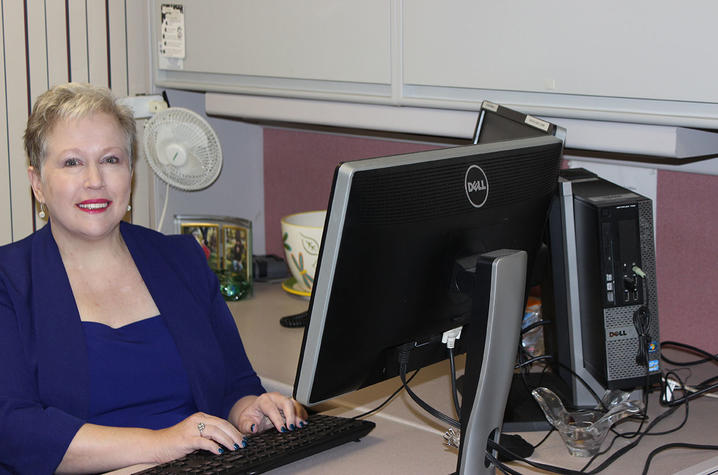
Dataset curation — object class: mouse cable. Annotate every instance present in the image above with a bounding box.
[491,403,690,475]
[581,395,689,472]
[678,382,718,399]
[581,403,680,474]
[661,379,718,406]
[531,426,555,450]
[642,372,690,436]
[580,431,622,472]
[484,450,524,475]
[515,363,556,438]
[514,354,558,404]
[514,354,607,411]
[505,353,556,452]
[582,382,686,471]
[515,354,553,368]
[350,368,420,421]
[606,365,653,442]
[697,375,718,387]
[660,367,718,406]
[398,345,460,428]
[486,438,584,475]
[642,443,718,475]
[583,370,692,471]
[520,319,552,335]
[635,374,688,436]
[689,374,718,393]
[660,340,718,366]
[448,347,462,417]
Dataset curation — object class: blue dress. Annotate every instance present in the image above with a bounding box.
[0,222,266,474]
[83,316,198,430]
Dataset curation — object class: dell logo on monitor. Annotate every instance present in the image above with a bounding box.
[465,165,489,208]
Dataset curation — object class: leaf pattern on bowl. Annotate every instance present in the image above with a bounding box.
[299,233,320,255]
[283,232,291,251]
[290,252,314,289]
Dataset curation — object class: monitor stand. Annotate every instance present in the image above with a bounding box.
[456,249,528,475]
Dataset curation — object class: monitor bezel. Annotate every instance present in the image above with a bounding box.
[293,135,564,405]
[473,100,566,145]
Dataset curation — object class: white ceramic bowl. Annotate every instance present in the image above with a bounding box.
[281,210,326,293]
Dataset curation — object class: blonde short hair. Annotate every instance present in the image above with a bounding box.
[24,82,137,173]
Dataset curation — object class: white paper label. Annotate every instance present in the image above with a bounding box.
[525,115,550,132]
[160,4,186,59]
[482,100,499,112]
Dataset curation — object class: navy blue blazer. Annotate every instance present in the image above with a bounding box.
[0,222,265,474]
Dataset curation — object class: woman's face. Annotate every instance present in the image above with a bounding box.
[28,112,132,244]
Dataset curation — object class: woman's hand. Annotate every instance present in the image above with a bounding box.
[230,392,309,435]
[152,412,246,463]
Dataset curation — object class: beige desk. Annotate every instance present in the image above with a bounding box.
[227,283,461,474]
[225,282,718,475]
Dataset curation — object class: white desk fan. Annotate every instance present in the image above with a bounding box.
[143,107,223,231]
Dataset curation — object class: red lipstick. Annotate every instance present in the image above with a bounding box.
[76,199,112,213]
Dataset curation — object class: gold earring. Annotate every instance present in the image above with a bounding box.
[38,203,46,219]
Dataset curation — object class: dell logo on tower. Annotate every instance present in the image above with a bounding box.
[465,165,489,208]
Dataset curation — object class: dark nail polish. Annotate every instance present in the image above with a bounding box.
[233,443,240,450]
[218,447,225,455]
[289,424,296,431]
[281,425,288,433]
[251,423,256,433]
[300,420,307,427]
[241,437,248,448]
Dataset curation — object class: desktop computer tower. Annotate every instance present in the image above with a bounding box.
[549,168,661,407]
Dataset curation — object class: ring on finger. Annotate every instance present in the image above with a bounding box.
[197,422,206,437]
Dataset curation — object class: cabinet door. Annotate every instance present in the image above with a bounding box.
[153,0,392,93]
[403,1,718,106]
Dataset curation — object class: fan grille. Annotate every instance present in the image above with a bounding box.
[143,107,222,191]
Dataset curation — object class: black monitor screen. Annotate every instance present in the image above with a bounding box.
[473,100,564,145]
[294,135,563,405]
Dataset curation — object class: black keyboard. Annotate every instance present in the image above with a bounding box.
[134,413,375,474]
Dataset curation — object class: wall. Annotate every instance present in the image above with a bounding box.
[263,128,441,256]
[0,0,151,246]
[151,89,266,251]
[262,128,718,354]
[656,171,718,352]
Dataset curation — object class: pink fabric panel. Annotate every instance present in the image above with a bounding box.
[263,128,439,256]
[656,170,718,353]
[264,127,717,353]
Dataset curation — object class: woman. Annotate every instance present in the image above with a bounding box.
[0,83,306,474]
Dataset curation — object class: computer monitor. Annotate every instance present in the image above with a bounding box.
[293,136,563,474]
[473,100,566,146]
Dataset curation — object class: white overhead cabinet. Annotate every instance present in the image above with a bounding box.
[152,1,718,135]
[401,1,718,126]
[404,1,718,100]
[152,1,393,102]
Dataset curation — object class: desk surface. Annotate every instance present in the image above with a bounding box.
[228,283,462,473]
[226,282,718,475]
[114,283,717,474]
